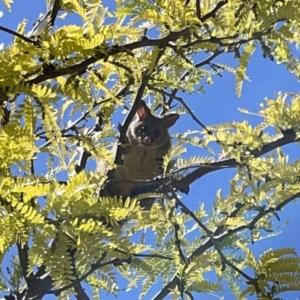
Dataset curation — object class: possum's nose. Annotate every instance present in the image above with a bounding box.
[142,135,152,145]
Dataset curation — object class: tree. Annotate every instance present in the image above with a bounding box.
[1,0,300,299]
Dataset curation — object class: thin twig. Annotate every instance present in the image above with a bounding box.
[48,0,61,27]
[162,49,225,114]
[28,0,61,38]
[171,190,212,235]
[36,82,130,137]
[171,164,229,175]
[216,247,255,282]
[201,0,228,22]
[69,238,89,300]
[115,249,173,260]
[174,221,187,263]
[149,85,212,134]
[0,25,39,46]
[48,254,129,296]
[196,0,201,20]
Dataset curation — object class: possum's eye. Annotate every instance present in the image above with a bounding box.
[139,125,148,134]
[153,129,160,138]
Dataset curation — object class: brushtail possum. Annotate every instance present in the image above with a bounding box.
[100,101,179,218]
[66,102,179,260]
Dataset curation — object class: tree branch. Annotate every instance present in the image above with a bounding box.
[26,27,190,86]
[48,0,61,27]
[28,0,61,38]
[170,187,259,288]
[17,243,31,285]
[201,0,228,22]
[69,241,89,300]
[116,249,173,261]
[0,25,39,46]
[152,190,300,300]
[196,0,201,20]
[114,75,151,164]
[172,130,298,193]
[73,285,89,300]
[174,221,187,263]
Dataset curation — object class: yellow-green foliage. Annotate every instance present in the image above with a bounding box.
[1,0,300,299]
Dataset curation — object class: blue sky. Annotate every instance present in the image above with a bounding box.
[1,1,300,299]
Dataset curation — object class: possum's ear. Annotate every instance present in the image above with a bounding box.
[137,101,151,121]
[162,113,180,128]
